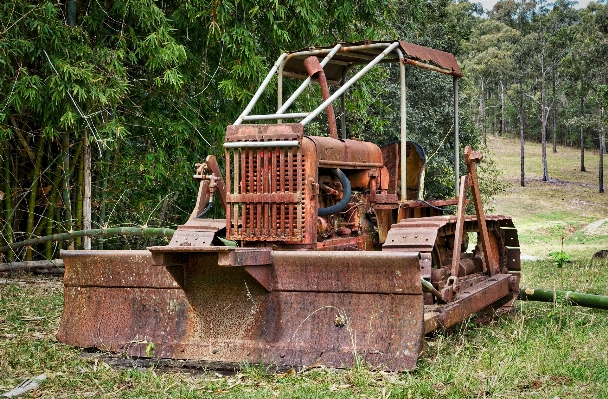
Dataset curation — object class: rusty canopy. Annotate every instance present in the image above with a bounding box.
[282,40,462,84]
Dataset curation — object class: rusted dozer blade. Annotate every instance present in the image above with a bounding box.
[57,251,189,353]
[57,250,425,371]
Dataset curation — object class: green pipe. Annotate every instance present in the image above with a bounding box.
[0,227,175,253]
[519,287,608,310]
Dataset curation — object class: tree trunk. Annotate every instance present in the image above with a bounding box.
[61,132,73,248]
[552,72,557,153]
[25,137,46,260]
[2,147,14,262]
[541,81,550,182]
[600,107,605,194]
[580,95,585,172]
[600,134,605,194]
[519,61,525,187]
[482,79,487,144]
[500,80,505,135]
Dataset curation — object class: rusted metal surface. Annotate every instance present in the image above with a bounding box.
[62,250,181,288]
[58,39,523,374]
[217,248,272,267]
[380,141,426,199]
[204,155,227,210]
[465,146,496,276]
[304,56,338,139]
[383,221,444,253]
[283,41,461,84]
[398,41,462,77]
[271,251,422,293]
[451,175,469,278]
[308,136,383,169]
[57,251,189,351]
[225,123,304,143]
[224,124,317,244]
[424,274,512,333]
[59,249,424,371]
[165,219,224,249]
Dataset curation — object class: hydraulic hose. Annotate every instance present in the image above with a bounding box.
[318,168,352,216]
[195,196,213,218]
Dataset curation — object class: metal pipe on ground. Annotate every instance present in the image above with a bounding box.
[519,287,608,310]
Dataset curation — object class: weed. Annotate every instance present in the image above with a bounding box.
[145,342,156,357]
[549,250,572,268]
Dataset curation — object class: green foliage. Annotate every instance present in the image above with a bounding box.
[549,250,572,268]
[218,237,238,247]
[0,0,396,259]
[8,0,603,259]
[145,342,156,357]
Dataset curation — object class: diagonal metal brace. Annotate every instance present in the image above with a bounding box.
[450,147,496,282]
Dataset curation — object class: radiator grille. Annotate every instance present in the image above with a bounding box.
[225,146,305,242]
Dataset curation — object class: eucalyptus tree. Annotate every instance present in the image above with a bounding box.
[464,19,520,143]
[582,2,608,193]
[562,3,602,172]
[523,0,577,181]
[381,0,492,199]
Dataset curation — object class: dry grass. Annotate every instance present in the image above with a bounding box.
[487,136,608,259]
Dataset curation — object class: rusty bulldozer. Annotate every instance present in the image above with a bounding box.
[58,41,520,371]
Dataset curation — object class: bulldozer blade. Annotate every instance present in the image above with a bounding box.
[57,250,424,371]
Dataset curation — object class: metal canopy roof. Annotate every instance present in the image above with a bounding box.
[282,40,462,84]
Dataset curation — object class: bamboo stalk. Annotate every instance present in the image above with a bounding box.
[2,147,14,262]
[98,148,111,250]
[9,115,35,162]
[0,227,176,253]
[45,165,61,259]
[61,132,73,245]
[68,139,83,179]
[75,138,84,248]
[519,287,608,310]
[25,137,46,260]
[83,130,91,250]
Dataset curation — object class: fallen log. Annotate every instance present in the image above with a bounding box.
[0,259,64,272]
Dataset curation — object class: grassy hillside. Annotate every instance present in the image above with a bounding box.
[487,136,608,260]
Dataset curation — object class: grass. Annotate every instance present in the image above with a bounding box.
[487,136,608,260]
[2,267,608,398]
[1,136,608,398]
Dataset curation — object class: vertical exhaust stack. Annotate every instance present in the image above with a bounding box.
[303,56,339,139]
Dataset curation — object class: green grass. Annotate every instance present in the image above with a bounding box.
[2,137,608,397]
[2,265,608,398]
[487,136,608,260]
